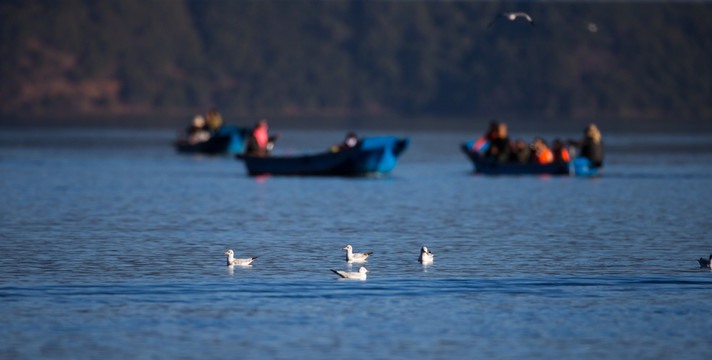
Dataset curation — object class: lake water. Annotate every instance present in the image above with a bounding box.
[1,128,711,359]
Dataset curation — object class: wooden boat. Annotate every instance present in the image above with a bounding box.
[174,125,248,155]
[238,136,409,176]
[461,141,600,176]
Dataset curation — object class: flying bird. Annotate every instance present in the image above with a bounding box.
[224,249,258,266]
[419,246,434,265]
[343,245,373,263]
[331,266,369,280]
[488,12,535,29]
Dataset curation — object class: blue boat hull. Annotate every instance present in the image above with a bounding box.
[175,126,248,155]
[461,141,600,176]
[240,136,409,176]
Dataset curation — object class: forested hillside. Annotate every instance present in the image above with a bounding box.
[1,0,711,129]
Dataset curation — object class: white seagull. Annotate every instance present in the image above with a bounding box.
[698,254,711,268]
[343,245,373,263]
[224,249,258,266]
[331,266,369,280]
[419,246,434,265]
[488,12,535,29]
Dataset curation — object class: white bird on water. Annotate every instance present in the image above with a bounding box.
[698,254,711,268]
[224,249,258,266]
[488,12,535,29]
[419,246,434,265]
[343,245,373,263]
[331,266,369,280]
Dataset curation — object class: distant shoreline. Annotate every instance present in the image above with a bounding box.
[1,114,710,134]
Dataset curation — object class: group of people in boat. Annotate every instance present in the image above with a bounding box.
[178,109,364,157]
[178,108,281,156]
[180,108,225,145]
[179,110,603,168]
[473,121,604,167]
[246,123,360,156]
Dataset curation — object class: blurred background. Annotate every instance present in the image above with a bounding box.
[1,0,711,132]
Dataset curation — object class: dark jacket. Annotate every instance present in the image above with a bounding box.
[580,138,604,166]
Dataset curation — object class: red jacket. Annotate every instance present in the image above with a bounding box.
[253,125,268,149]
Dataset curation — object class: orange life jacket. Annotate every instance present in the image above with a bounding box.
[537,148,553,164]
[560,148,571,162]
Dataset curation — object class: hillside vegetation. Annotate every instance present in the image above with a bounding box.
[1,0,711,128]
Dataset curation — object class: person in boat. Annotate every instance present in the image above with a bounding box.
[472,121,499,152]
[568,124,604,167]
[205,108,223,134]
[342,132,359,148]
[246,118,279,156]
[552,139,571,164]
[533,137,554,164]
[185,115,211,145]
[510,139,532,164]
[331,132,360,152]
[485,122,512,163]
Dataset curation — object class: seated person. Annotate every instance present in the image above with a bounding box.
[205,108,223,133]
[246,118,279,156]
[186,115,210,145]
[342,132,359,148]
[533,138,553,164]
[552,139,571,163]
[486,122,511,163]
[332,132,360,152]
[568,123,604,167]
[510,139,532,164]
[473,121,500,152]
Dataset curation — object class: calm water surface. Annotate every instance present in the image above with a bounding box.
[1,128,711,359]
